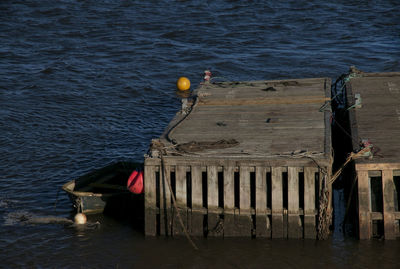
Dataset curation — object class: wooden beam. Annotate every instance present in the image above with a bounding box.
[271,167,284,238]
[198,96,330,106]
[190,165,203,236]
[144,165,157,236]
[207,166,221,237]
[255,166,269,237]
[174,165,187,236]
[288,167,302,238]
[304,167,317,239]
[358,170,371,239]
[382,169,396,239]
[160,165,172,236]
[239,166,252,237]
[223,164,236,237]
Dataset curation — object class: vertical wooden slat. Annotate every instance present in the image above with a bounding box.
[358,170,370,239]
[144,164,157,236]
[160,165,172,236]
[174,165,187,236]
[223,164,235,237]
[238,166,252,237]
[271,167,284,238]
[255,166,268,238]
[304,167,317,239]
[382,169,395,239]
[288,167,302,238]
[207,166,221,236]
[191,165,203,236]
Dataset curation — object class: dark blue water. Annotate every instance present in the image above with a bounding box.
[1,0,400,267]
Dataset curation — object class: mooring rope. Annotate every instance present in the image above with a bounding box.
[160,154,199,250]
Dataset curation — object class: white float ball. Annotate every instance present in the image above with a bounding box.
[74,213,87,224]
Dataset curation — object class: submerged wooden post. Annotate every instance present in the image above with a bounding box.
[382,169,395,240]
[174,165,187,236]
[304,167,317,239]
[288,167,302,238]
[144,164,157,236]
[255,166,269,237]
[207,165,221,236]
[271,167,284,238]
[239,166,252,237]
[357,170,370,239]
[160,165,172,236]
[190,165,203,236]
[223,164,236,237]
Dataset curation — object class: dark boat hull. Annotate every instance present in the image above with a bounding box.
[62,162,143,215]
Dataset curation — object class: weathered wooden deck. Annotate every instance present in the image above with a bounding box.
[347,72,400,239]
[144,77,332,238]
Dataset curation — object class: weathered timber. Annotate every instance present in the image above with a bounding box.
[144,164,157,236]
[347,72,400,239]
[288,167,302,238]
[144,77,332,238]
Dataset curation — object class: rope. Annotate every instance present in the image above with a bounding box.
[160,154,199,250]
[328,146,372,186]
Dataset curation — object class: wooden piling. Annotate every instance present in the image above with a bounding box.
[255,166,269,237]
[239,166,252,237]
[271,167,284,238]
[288,167,302,238]
[304,167,317,239]
[174,165,187,236]
[144,164,157,236]
[190,165,204,236]
[223,164,236,237]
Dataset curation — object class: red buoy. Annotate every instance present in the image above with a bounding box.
[127,170,144,194]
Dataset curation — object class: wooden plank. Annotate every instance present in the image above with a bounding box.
[304,167,317,239]
[255,166,269,238]
[190,165,203,236]
[207,166,221,237]
[198,96,330,106]
[144,164,157,236]
[356,163,400,171]
[174,165,187,236]
[223,164,236,237]
[358,170,371,239]
[238,166,252,237]
[288,167,302,238]
[159,165,172,236]
[382,169,396,240]
[271,167,284,238]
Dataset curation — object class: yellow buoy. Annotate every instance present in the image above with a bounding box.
[176,77,190,91]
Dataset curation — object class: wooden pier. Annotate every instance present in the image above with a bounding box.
[346,71,400,239]
[144,77,332,238]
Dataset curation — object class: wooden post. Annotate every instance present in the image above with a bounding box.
[239,166,252,237]
[174,165,187,236]
[358,170,370,239]
[288,167,302,238]
[144,164,157,236]
[160,165,172,236]
[191,165,203,236]
[304,167,317,239]
[271,167,284,238]
[255,166,269,238]
[207,166,221,236]
[382,169,395,239]
[223,164,236,237]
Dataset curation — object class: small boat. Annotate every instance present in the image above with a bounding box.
[62,162,143,215]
